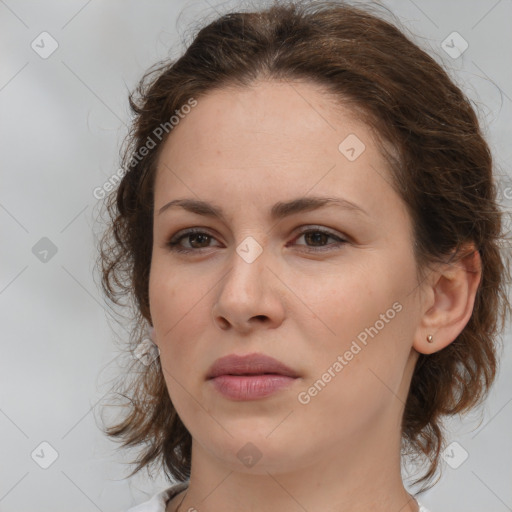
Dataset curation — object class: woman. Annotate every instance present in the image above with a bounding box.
[97,1,510,511]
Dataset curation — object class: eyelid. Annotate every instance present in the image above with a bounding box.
[165,227,222,252]
[166,225,349,253]
[171,226,218,238]
[293,224,349,242]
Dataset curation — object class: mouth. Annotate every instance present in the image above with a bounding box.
[220,372,285,376]
[208,371,294,378]
[207,374,299,401]
[206,353,300,401]
[206,353,299,380]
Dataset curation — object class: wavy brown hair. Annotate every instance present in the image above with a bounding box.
[96,0,511,490]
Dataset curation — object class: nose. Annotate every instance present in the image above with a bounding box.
[212,242,286,334]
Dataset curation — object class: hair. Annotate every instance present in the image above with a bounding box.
[96,0,511,491]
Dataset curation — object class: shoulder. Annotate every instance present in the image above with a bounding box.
[124,482,189,512]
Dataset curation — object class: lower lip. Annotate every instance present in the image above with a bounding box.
[208,374,297,400]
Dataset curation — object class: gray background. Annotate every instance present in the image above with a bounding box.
[1,1,511,511]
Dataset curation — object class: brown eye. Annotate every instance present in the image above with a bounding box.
[292,228,347,252]
[166,226,348,254]
[167,229,220,253]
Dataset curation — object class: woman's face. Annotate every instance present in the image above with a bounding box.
[149,80,425,474]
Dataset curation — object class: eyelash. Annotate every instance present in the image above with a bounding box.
[166,227,348,254]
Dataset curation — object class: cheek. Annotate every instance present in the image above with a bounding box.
[300,267,386,337]
[149,257,204,329]
[148,258,215,370]
[295,310,415,440]
[300,262,417,383]
[149,260,192,358]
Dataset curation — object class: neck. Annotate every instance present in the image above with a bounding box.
[174,419,419,512]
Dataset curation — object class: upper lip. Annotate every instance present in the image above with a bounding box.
[206,353,299,379]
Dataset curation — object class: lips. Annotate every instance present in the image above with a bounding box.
[206,353,299,379]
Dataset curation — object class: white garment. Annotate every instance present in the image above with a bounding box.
[124,482,433,512]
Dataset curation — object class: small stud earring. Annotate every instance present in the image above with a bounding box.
[426,334,434,343]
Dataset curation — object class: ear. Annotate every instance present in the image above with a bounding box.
[413,246,481,355]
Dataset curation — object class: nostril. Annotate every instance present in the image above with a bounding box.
[216,317,230,329]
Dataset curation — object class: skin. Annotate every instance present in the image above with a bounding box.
[148,80,481,512]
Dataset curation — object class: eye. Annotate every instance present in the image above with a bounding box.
[166,228,219,253]
[165,226,348,254]
[290,227,348,252]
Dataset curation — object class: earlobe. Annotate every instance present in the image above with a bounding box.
[413,247,481,355]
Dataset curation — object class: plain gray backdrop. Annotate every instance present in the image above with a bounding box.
[1,0,511,511]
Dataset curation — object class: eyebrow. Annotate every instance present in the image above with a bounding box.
[157,195,368,221]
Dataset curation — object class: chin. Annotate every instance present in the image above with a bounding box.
[196,427,310,475]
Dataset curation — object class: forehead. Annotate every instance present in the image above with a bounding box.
[159,80,369,163]
[153,80,398,219]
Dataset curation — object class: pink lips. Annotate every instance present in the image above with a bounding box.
[206,353,299,401]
